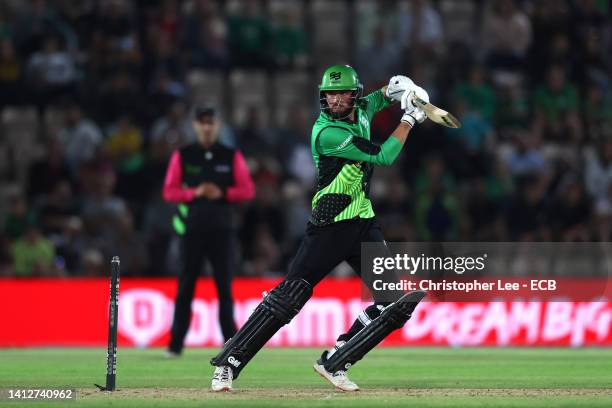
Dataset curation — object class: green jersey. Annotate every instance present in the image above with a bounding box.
[310,88,402,226]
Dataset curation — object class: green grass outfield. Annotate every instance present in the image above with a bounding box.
[1,347,611,407]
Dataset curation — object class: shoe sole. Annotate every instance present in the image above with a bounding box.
[211,386,232,392]
[313,363,359,392]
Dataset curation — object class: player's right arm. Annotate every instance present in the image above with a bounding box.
[316,123,413,166]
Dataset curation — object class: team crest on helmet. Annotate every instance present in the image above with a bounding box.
[329,71,341,81]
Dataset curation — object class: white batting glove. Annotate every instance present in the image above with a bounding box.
[400,85,429,109]
[400,88,428,126]
[386,75,415,102]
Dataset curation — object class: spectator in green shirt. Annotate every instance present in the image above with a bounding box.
[532,64,583,142]
[11,225,57,277]
[227,2,271,68]
[453,66,496,123]
[3,196,36,240]
[271,9,308,69]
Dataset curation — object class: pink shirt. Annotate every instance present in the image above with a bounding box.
[163,149,255,203]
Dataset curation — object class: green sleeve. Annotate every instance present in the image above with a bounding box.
[316,126,402,166]
[566,85,579,110]
[363,88,394,119]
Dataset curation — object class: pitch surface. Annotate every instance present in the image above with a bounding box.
[1,348,611,407]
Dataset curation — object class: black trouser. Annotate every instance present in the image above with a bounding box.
[287,217,383,284]
[286,217,396,341]
[169,227,237,353]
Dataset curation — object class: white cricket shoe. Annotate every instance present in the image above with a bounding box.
[313,363,360,392]
[211,366,233,392]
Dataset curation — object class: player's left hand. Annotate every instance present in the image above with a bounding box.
[400,86,429,110]
[203,182,223,199]
[400,89,428,125]
[386,75,415,102]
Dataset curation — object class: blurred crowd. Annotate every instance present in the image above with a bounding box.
[0,0,610,277]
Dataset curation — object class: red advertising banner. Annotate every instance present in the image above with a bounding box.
[1,278,610,347]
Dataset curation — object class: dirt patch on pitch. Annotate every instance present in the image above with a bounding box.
[78,387,612,399]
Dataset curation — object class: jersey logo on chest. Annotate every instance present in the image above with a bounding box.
[214,165,231,173]
[185,164,202,174]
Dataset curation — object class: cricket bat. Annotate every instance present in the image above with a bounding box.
[412,95,462,129]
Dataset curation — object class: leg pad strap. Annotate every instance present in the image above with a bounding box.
[323,290,426,373]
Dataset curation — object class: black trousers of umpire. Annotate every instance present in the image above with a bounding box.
[169,227,237,353]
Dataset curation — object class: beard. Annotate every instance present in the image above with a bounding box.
[320,90,359,120]
[328,101,354,120]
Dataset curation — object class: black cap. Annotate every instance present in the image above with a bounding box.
[194,106,216,120]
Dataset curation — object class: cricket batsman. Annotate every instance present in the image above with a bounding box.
[211,64,429,392]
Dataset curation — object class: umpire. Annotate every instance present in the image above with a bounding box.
[163,107,255,356]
